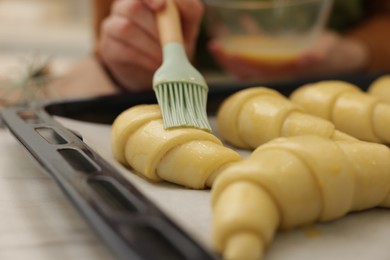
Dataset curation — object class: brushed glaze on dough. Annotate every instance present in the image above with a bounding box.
[217,87,354,149]
[212,135,390,260]
[111,104,242,189]
[368,74,390,103]
[290,80,390,143]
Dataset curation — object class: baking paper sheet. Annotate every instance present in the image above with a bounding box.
[56,116,390,260]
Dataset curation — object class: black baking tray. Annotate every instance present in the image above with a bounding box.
[0,72,385,260]
[44,72,384,125]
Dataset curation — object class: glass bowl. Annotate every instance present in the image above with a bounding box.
[204,0,334,66]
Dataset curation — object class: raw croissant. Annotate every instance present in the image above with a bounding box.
[367,74,390,103]
[111,104,242,189]
[290,80,390,143]
[217,87,355,149]
[211,135,390,260]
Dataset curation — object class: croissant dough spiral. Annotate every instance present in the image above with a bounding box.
[367,74,390,103]
[217,87,355,149]
[111,104,242,189]
[212,135,390,260]
[290,80,390,143]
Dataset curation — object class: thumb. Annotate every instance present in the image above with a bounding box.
[143,0,166,10]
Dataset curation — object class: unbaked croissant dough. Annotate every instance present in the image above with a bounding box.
[211,135,390,260]
[111,93,390,260]
[111,104,242,189]
[290,80,390,143]
[217,87,355,149]
[367,74,390,103]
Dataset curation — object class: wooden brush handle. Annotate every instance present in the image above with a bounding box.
[156,0,183,45]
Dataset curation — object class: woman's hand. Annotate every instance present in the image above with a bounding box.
[208,31,369,80]
[98,0,204,92]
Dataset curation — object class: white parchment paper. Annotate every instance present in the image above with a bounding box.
[57,116,390,260]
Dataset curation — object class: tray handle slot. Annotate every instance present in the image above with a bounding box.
[58,148,101,174]
[120,220,190,260]
[35,127,68,145]
[87,177,144,214]
[17,110,44,124]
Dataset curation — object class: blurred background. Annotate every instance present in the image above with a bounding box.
[0,0,93,78]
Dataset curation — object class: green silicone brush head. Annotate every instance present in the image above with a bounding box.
[153,42,211,131]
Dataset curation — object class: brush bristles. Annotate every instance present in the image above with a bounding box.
[154,82,211,131]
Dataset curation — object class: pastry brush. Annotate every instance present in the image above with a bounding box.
[153,0,211,131]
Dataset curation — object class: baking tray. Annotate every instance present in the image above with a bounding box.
[0,72,386,260]
[44,72,382,124]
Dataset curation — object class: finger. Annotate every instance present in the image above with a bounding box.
[112,0,166,11]
[100,29,160,72]
[174,0,204,32]
[99,35,157,91]
[109,62,154,92]
[304,31,340,61]
[174,0,204,55]
[143,0,166,10]
[102,15,162,65]
[111,0,160,40]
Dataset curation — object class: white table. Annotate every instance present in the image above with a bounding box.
[0,125,115,260]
